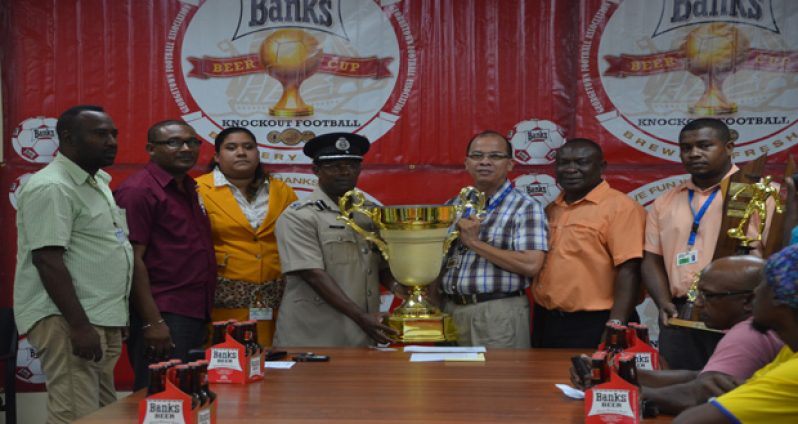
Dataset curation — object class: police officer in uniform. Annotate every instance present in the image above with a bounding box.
[273,132,398,346]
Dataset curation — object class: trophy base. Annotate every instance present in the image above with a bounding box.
[688,103,737,116]
[270,106,314,117]
[668,318,725,334]
[386,314,457,343]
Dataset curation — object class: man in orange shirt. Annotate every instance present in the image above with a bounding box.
[643,118,773,370]
[532,138,646,348]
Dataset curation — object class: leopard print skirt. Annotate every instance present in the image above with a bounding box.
[213,276,286,309]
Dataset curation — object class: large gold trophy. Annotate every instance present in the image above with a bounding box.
[338,188,486,343]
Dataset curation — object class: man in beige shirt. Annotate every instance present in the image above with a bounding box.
[14,105,133,424]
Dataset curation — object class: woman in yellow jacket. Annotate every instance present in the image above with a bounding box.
[197,127,297,346]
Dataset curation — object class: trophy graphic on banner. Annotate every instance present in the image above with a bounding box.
[337,187,486,343]
[670,155,795,331]
[260,29,323,117]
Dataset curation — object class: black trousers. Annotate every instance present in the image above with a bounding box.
[127,311,207,391]
[531,303,641,348]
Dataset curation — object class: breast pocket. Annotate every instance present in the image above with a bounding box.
[320,229,361,265]
[558,222,603,255]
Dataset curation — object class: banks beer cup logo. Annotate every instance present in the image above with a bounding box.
[11,117,59,164]
[166,0,415,164]
[582,0,798,162]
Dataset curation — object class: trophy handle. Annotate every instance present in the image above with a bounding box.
[456,186,487,219]
[337,190,389,261]
[441,186,487,254]
[442,231,460,255]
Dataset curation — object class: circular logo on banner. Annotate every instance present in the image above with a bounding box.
[9,173,33,210]
[508,119,566,165]
[583,0,798,162]
[16,337,46,384]
[167,0,415,164]
[628,174,690,210]
[11,117,59,164]
[513,174,560,208]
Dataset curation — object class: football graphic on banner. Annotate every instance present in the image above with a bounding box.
[16,337,46,385]
[8,173,33,210]
[11,117,59,164]
[508,119,566,165]
[513,173,561,207]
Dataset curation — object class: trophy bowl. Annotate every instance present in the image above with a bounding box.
[338,188,485,342]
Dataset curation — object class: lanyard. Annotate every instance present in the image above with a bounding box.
[486,184,513,214]
[687,188,719,248]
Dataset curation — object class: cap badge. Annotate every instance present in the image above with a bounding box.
[335,137,351,151]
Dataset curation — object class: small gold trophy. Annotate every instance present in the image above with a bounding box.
[683,23,749,116]
[259,29,323,117]
[727,176,784,248]
[338,187,486,343]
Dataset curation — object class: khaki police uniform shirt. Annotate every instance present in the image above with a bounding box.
[273,186,381,347]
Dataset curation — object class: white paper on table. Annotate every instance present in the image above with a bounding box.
[263,361,296,369]
[409,353,485,362]
[404,345,487,353]
[555,384,585,400]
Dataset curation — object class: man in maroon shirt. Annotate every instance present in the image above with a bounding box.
[114,120,216,390]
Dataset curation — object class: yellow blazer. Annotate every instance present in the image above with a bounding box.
[196,173,298,283]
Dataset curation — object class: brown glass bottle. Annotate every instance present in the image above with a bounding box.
[617,352,639,386]
[211,321,229,345]
[243,320,262,355]
[197,360,217,403]
[147,364,165,395]
[590,351,609,386]
[188,362,209,407]
[175,365,199,410]
[630,323,650,345]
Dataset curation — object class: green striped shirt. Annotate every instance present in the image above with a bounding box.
[14,154,134,334]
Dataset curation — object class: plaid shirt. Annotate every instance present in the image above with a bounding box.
[442,180,548,294]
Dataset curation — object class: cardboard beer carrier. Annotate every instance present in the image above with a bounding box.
[205,319,265,384]
[138,363,216,424]
[586,323,660,423]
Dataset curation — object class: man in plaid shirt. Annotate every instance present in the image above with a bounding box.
[439,130,548,348]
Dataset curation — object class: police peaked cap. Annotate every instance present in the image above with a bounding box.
[303,132,370,163]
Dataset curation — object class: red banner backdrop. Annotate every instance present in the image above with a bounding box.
[2,0,796,391]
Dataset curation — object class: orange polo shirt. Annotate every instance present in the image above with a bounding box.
[533,181,646,312]
[644,165,771,297]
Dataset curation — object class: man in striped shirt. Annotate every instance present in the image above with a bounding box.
[439,130,548,348]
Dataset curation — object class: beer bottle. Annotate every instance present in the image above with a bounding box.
[631,323,650,345]
[147,364,165,395]
[211,321,229,345]
[197,360,217,403]
[617,352,639,386]
[590,351,609,386]
[175,365,199,409]
[605,325,624,354]
[188,362,209,407]
[243,320,262,355]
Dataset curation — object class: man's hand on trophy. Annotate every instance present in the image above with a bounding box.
[358,312,399,344]
[659,302,678,327]
[456,216,482,248]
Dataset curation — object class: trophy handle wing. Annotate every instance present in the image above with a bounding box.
[456,186,487,218]
[337,189,390,261]
[442,186,487,254]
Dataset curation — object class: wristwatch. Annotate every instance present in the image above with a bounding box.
[606,319,624,326]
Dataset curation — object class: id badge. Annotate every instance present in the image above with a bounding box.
[114,227,127,244]
[249,307,273,321]
[676,250,698,266]
[446,252,462,269]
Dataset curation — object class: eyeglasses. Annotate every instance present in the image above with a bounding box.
[697,289,753,301]
[150,138,202,149]
[318,161,361,173]
[467,152,511,161]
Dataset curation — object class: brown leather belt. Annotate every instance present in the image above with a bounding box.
[448,290,526,305]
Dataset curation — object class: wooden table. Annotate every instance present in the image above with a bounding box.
[75,347,673,423]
